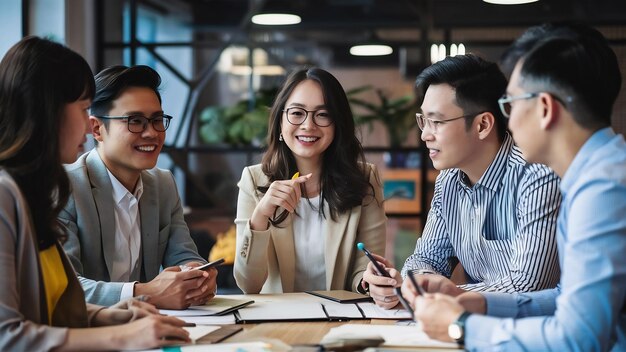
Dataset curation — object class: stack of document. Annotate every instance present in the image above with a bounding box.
[160,297,254,325]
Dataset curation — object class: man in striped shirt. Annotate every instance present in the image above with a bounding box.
[363,54,561,309]
[414,22,626,351]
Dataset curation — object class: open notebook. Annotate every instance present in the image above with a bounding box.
[235,299,412,323]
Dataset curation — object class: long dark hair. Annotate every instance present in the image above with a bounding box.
[261,67,373,224]
[0,36,95,249]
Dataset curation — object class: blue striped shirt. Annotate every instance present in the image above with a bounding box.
[401,134,562,293]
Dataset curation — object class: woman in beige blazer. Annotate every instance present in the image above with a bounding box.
[234,67,386,294]
[0,37,189,351]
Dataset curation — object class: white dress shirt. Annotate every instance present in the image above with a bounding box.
[293,195,326,292]
[107,170,143,299]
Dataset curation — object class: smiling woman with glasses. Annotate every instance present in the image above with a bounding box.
[93,114,172,133]
[233,67,386,295]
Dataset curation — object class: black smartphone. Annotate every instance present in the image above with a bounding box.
[193,258,225,271]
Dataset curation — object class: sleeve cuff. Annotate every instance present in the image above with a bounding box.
[120,281,138,301]
[483,292,519,318]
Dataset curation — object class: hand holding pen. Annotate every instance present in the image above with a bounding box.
[357,243,420,315]
[250,171,311,230]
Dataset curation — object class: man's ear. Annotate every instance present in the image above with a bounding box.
[538,93,559,130]
[475,112,495,140]
[89,116,105,142]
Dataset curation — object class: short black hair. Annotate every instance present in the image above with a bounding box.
[516,24,620,130]
[90,65,161,117]
[415,54,508,141]
[500,21,608,78]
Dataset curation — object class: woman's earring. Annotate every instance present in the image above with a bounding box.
[279,133,283,141]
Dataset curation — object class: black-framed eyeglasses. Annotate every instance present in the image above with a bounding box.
[415,112,482,134]
[95,114,172,133]
[497,93,539,118]
[283,107,333,127]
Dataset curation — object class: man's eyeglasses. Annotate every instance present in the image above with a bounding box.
[283,107,333,127]
[498,92,572,118]
[497,93,539,118]
[415,112,481,134]
[95,114,172,133]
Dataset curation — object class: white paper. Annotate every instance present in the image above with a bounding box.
[160,297,252,317]
[236,301,328,321]
[356,302,413,319]
[323,301,365,319]
[185,325,221,343]
[179,314,237,325]
[321,324,459,349]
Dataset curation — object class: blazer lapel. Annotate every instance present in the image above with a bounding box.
[139,171,159,280]
[85,151,117,280]
[272,213,296,292]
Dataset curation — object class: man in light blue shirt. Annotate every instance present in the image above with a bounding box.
[412,23,626,351]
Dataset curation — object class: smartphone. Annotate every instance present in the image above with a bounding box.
[193,258,225,271]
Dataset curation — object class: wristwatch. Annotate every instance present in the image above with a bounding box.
[448,311,471,345]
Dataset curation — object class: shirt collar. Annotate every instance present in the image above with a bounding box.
[560,127,615,194]
[458,133,514,191]
[106,169,144,205]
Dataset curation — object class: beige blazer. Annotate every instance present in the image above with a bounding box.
[0,170,92,351]
[234,163,386,293]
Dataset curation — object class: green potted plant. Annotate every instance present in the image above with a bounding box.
[348,86,417,167]
[198,87,278,147]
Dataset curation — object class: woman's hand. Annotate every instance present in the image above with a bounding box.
[250,173,311,230]
[110,315,191,350]
[91,298,159,326]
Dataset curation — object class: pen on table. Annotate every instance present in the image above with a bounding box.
[356,242,414,316]
[182,323,196,327]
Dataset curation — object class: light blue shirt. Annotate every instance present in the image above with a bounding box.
[465,128,626,351]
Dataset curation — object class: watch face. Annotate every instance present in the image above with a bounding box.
[448,323,463,340]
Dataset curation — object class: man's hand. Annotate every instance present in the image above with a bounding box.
[181,261,218,306]
[134,266,214,309]
[414,293,465,342]
[402,272,465,308]
[361,252,403,309]
[456,291,487,314]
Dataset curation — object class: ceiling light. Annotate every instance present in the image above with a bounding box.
[431,43,466,63]
[349,45,393,56]
[251,13,301,25]
[230,65,285,76]
[483,0,539,4]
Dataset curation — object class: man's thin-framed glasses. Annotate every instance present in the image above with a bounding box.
[283,107,333,127]
[498,92,573,118]
[415,112,481,133]
[497,93,539,118]
[94,114,172,133]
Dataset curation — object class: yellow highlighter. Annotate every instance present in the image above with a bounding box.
[291,172,300,179]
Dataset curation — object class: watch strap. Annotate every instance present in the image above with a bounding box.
[453,311,472,344]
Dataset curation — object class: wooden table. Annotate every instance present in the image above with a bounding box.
[194,294,461,351]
